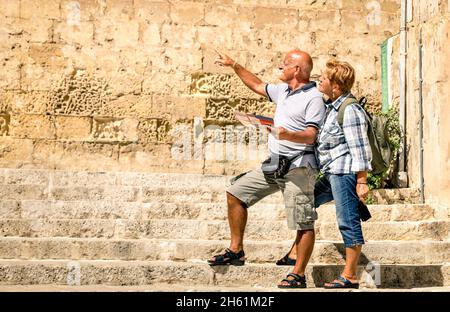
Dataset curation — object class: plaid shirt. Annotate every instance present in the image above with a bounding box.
[317,93,372,174]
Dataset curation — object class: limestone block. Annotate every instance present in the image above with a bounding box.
[19,18,52,43]
[298,10,341,32]
[21,0,60,19]
[0,138,33,165]
[0,55,20,90]
[170,1,204,25]
[32,141,120,171]
[230,75,265,100]
[9,114,55,139]
[142,69,191,95]
[48,71,108,116]
[61,0,100,22]
[204,5,254,27]
[52,171,117,187]
[153,94,206,120]
[205,97,273,120]
[0,114,9,136]
[50,186,138,202]
[197,26,234,51]
[141,23,160,47]
[103,48,150,97]
[94,19,139,47]
[161,47,203,72]
[137,118,170,144]
[134,0,170,23]
[55,116,92,140]
[160,24,199,50]
[419,0,440,22]
[101,94,152,118]
[9,91,50,114]
[253,7,298,28]
[189,73,231,98]
[92,117,139,142]
[0,201,21,219]
[103,0,134,20]
[54,22,94,46]
[3,168,49,185]
[21,63,60,92]
[0,1,20,17]
[0,184,48,201]
[119,143,204,173]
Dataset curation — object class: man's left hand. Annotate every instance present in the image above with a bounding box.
[267,126,290,140]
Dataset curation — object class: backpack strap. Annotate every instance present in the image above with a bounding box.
[336,95,359,129]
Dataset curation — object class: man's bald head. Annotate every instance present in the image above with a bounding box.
[285,49,313,80]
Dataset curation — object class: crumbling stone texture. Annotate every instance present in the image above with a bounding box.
[0,0,400,173]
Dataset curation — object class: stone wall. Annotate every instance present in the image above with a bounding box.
[404,0,450,208]
[0,0,400,175]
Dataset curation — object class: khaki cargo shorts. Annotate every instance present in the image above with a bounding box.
[227,167,318,230]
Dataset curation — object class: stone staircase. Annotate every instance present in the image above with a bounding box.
[0,168,448,290]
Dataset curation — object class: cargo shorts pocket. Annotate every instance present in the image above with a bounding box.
[229,171,251,185]
[295,197,318,224]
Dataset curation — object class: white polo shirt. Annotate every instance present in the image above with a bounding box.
[265,82,326,168]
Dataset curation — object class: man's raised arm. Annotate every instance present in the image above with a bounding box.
[214,51,267,97]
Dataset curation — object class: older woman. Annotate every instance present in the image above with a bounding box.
[278,60,372,289]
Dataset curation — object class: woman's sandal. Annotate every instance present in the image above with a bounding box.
[207,248,245,266]
[277,273,307,289]
[323,276,360,289]
[275,253,296,266]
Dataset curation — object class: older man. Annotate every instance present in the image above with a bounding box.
[208,49,326,288]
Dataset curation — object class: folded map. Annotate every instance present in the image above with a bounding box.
[234,111,274,127]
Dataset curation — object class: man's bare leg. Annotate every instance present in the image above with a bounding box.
[279,229,315,286]
[227,192,247,252]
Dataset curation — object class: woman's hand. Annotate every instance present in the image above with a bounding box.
[356,183,369,203]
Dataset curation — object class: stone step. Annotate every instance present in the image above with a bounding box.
[0,219,448,241]
[2,200,439,223]
[0,259,448,289]
[0,183,420,206]
[2,284,450,292]
[0,168,421,205]
[0,237,448,265]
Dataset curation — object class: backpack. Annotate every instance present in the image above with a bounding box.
[337,96,392,175]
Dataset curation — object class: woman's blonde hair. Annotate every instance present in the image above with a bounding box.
[325,60,355,93]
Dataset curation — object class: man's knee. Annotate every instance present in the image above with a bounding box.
[226,192,247,209]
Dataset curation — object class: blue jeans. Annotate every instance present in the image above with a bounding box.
[314,173,365,247]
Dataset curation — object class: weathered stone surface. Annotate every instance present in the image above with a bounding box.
[48,71,109,116]
[3,168,49,185]
[55,116,92,140]
[9,114,55,139]
[51,171,117,187]
[0,138,33,166]
[54,22,94,46]
[0,1,20,17]
[49,186,138,202]
[20,200,142,220]
[0,201,20,219]
[134,0,170,24]
[20,0,60,19]
[0,185,48,201]
[0,260,445,288]
[32,141,120,171]
[2,237,447,265]
[19,18,53,43]
[170,1,204,25]
[92,117,138,142]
